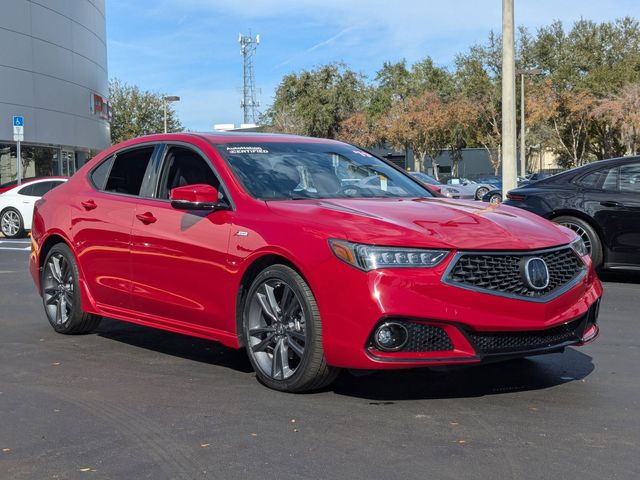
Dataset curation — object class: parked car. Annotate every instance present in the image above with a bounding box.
[29,133,601,392]
[410,172,464,198]
[0,177,67,238]
[446,178,494,200]
[0,176,42,194]
[481,189,504,204]
[503,156,640,270]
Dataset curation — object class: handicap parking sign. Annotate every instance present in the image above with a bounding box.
[13,116,24,127]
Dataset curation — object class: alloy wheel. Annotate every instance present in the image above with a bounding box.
[246,279,306,381]
[42,253,75,327]
[1,210,20,236]
[558,221,592,255]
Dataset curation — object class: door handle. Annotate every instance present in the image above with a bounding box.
[136,212,157,224]
[81,200,97,210]
[600,201,624,208]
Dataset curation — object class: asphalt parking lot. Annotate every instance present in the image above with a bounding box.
[1,244,638,480]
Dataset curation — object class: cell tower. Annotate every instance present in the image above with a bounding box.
[239,31,260,124]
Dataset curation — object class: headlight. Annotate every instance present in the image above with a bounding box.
[329,240,449,271]
[570,236,588,257]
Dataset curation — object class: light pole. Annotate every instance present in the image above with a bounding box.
[501,0,517,195]
[516,68,543,177]
[163,95,180,133]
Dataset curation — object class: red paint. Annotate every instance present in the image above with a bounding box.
[29,133,602,370]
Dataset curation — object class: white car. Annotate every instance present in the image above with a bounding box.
[0,177,67,238]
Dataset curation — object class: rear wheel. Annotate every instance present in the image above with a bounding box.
[552,215,603,268]
[488,193,502,204]
[1,208,25,238]
[42,243,101,334]
[242,264,339,392]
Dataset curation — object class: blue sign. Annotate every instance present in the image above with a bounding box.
[13,116,24,127]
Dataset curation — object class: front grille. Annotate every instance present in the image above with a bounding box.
[445,247,584,300]
[467,317,584,355]
[403,323,453,352]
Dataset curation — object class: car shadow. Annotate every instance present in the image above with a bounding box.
[94,317,594,400]
[330,348,594,401]
[95,318,254,373]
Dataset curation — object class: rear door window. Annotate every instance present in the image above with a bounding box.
[619,163,640,193]
[104,147,155,196]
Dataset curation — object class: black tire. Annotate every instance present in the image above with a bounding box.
[475,186,490,200]
[41,243,101,334]
[242,264,339,392]
[1,207,25,238]
[552,215,603,268]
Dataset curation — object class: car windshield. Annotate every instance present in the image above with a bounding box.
[216,142,433,200]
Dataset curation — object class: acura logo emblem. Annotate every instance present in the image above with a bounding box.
[521,257,550,290]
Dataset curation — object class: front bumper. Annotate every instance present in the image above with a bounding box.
[312,251,602,370]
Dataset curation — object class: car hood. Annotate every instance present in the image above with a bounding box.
[266,197,574,250]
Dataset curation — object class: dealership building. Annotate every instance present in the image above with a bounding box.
[0,0,110,185]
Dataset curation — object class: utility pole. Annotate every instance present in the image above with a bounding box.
[239,32,260,124]
[501,0,517,194]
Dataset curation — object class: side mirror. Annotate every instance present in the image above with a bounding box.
[170,184,227,211]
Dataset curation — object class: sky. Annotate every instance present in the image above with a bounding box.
[106,0,640,131]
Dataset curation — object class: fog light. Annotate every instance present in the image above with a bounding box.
[373,322,409,352]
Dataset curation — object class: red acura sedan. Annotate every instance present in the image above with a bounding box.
[29,133,602,392]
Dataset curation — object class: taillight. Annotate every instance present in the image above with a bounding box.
[506,192,526,201]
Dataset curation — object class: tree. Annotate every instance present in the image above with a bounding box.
[455,35,503,173]
[595,82,640,156]
[336,112,382,148]
[263,63,367,138]
[384,92,449,177]
[108,79,182,144]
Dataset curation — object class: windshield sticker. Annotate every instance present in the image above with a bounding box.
[226,146,270,154]
[352,150,372,157]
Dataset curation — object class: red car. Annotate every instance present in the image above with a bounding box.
[29,133,602,392]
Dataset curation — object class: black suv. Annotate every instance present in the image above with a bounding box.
[504,157,640,270]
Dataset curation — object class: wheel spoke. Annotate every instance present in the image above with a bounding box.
[256,292,278,323]
[251,333,276,353]
[60,295,68,323]
[55,296,63,324]
[44,287,58,296]
[278,339,289,378]
[286,334,305,359]
[249,326,275,336]
[50,257,63,283]
[264,284,281,317]
[46,291,60,305]
[280,284,293,312]
[63,290,74,308]
[271,338,282,379]
[287,330,305,342]
[60,257,70,283]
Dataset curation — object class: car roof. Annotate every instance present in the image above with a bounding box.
[2,177,67,192]
[534,156,640,185]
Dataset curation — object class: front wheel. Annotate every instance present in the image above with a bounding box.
[42,243,101,334]
[1,208,25,238]
[242,264,339,392]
